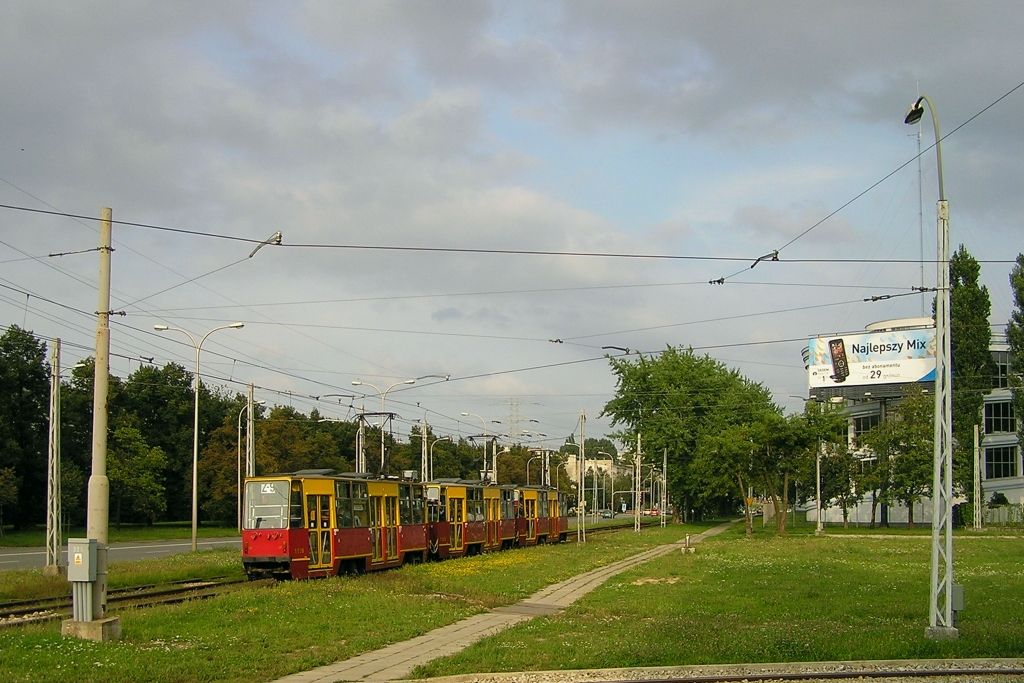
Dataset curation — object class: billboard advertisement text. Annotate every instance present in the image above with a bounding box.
[808,327,936,389]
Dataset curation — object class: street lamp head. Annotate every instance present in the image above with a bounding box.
[352,380,363,386]
[228,322,244,329]
[904,97,925,125]
[461,412,470,416]
[255,399,266,406]
[154,325,169,331]
[403,379,416,385]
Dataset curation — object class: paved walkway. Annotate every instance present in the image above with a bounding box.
[273,522,734,683]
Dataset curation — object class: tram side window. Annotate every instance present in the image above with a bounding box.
[399,485,413,525]
[290,482,304,528]
[501,491,514,520]
[351,482,368,527]
[335,481,353,528]
[433,491,447,522]
[245,480,289,530]
[466,489,478,521]
[538,492,549,518]
[412,486,425,523]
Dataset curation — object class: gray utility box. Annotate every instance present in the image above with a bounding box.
[67,538,97,582]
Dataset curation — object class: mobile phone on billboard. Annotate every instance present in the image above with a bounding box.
[828,338,849,383]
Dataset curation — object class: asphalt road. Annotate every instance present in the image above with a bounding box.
[0,537,241,572]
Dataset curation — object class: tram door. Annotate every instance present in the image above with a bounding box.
[370,496,383,562]
[370,495,399,563]
[306,493,333,569]
[384,495,398,560]
[486,498,499,546]
[525,498,537,541]
[449,496,464,551]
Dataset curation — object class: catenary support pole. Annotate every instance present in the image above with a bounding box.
[356,406,366,473]
[86,208,113,622]
[421,418,428,482]
[45,338,61,575]
[580,410,586,542]
[973,424,982,531]
[634,433,642,532]
[661,447,667,527]
[246,384,255,478]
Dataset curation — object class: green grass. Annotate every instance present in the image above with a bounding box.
[0,523,703,683]
[0,548,245,602]
[413,530,1024,677]
[0,522,237,548]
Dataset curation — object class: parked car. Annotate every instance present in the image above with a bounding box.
[601,509,613,518]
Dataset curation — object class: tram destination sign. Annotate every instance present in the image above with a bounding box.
[808,327,936,389]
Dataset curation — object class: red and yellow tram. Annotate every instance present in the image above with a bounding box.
[242,469,569,580]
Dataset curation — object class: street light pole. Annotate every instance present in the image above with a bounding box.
[461,412,489,477]
[526,455,542,485]
[155,322,244,552]
[353,378,415,474]
[905,94,956,640]
[429,436,451,481]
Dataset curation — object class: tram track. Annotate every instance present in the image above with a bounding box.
[0,576,270,629]
[441,661,1024,683]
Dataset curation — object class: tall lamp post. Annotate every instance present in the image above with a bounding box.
[461,412,497,477]
[429,435,451,481]
[905,95,956,640]
[352,378,415,473]
[155,322,244,551]
[526,455,542,485]
[237,399,265,532]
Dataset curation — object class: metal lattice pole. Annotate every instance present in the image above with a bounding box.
[907,94,957,640]
[44,339,61,575]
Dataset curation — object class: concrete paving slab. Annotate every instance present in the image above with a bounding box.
[269,521,734,683]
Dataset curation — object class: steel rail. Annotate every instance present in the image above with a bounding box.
[601,668,1024,683]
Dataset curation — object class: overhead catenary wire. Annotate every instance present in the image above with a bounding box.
[709,77,1024,284]
[1,202,1017,266]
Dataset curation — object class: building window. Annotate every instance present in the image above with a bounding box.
[853,415,879,446]
[985,402,1016,434]
[985,446,1018,480]
[992,351,1011,389]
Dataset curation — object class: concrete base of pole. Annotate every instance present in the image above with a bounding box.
[42,565,63,577]
[925,626,959,641]
[61,616,121,642]
[815,528,825,537]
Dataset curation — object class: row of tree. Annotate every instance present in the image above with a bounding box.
[0,329,600,530]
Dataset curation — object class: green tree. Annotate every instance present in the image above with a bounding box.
[108,426,168,526]
[950,245,996,495]
[694,422,758,536]
[861,387,933,528]
[0,326,49,528]
[0,467,20,535]
[603,347,776,521]
[1007,253,1024,446]
[120,363,238,522]
[804,401,859,528]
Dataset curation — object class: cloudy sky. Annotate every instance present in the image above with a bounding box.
[1,1,1022,448]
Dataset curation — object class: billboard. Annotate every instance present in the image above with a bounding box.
[808,327,936,389]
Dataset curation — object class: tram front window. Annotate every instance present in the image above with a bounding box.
[245,480,289,530]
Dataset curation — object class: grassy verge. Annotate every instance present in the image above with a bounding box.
[0,522,237,548]
[0,523,707,683]
[414,529,1024,677]
[0,548,246,602]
